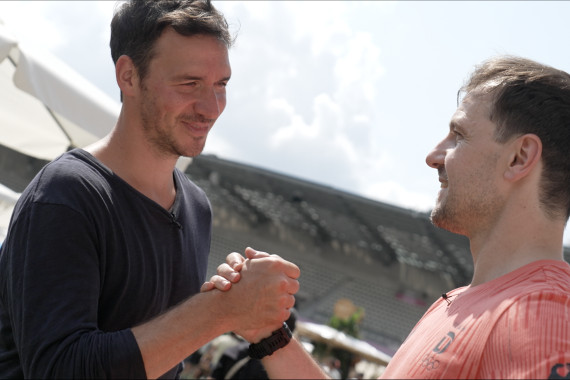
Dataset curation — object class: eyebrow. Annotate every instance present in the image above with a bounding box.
[449,120,467,135]
[449,119,465,130]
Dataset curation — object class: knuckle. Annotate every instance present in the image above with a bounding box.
[227,252,242,264]
[264,256,279,267]
[289,295,297,308]
[292,280,300,293]
[278,279,289,292]
[216,263,227,274]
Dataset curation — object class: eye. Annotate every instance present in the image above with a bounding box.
[183,81,198,87]
[452,129,463,140]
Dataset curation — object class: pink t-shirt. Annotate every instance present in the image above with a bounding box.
[382,260,570,379]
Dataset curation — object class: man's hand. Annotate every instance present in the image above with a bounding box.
[230,255,299,342]
[200,247,272,292]
[200,247,300,343]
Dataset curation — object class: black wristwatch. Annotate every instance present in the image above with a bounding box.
[248,322,293,359]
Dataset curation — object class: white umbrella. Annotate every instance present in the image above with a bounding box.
[0,19,119,160]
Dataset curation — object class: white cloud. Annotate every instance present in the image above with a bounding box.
[363,180,435,212]
[288,2,350,57]
[211,2,392,204]
[0,2,66,53]
[334,32,384,104]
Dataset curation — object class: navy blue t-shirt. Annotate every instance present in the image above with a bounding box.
[0,149,212,378]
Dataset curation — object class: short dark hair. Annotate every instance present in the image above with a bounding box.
[460,56,570,220]
[110,0,233,83]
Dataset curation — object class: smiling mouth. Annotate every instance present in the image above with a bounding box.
[181,121,211,136]
[437,168,448,189]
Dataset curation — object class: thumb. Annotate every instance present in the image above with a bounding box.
[245,247,271,259]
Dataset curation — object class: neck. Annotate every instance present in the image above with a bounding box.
[84,112,179,210]
[468,206,565,286]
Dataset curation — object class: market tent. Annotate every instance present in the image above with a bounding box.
[0,20,119,161]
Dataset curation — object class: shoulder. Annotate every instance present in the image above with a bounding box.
[488,260,570,303]
[491,261,570,331]
[512,260,570,296]
[481,269,570,379]
[174,168,210,208]
[175,168,206,195]
[15,149,113,212]
[539,260,570,290]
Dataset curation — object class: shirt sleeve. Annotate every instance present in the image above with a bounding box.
[479,290,570,379]
[1,202,147,379]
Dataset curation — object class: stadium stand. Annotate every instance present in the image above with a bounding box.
[0,144,49,193]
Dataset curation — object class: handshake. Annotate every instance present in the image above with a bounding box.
[200,247,300,344]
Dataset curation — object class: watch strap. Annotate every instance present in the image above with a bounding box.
[248,322,292,359]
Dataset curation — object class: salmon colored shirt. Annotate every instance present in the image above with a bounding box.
[382,260,570,379]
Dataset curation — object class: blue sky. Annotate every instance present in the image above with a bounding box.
[2,1,570,242]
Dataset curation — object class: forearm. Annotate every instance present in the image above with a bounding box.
[262,339,329,380]
[134,254,299,378]
[132,290,233,379]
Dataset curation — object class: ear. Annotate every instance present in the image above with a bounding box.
[504,133,542,182]
[115,55,139,99]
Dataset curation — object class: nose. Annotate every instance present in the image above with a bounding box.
[426,138,447,169]
[194,86,225,120]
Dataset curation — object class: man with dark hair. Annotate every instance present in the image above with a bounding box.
[109,0,234,101]
[209,55,570,379]
[0,1,299,378]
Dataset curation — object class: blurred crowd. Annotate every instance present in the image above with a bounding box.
[180,336,369,379]
[179,310,382,379]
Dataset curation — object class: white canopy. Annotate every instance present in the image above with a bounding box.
[0,19,120,240]
[296,320,392,366]
[0,20,119,161]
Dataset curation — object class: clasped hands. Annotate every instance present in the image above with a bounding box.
[201,247,300,343]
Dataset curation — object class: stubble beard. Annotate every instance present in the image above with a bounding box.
[430,182,504,238]
[430,196,465,235]
[140,88,208,159]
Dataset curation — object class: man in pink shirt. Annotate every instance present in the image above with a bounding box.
[204,56,570,379]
